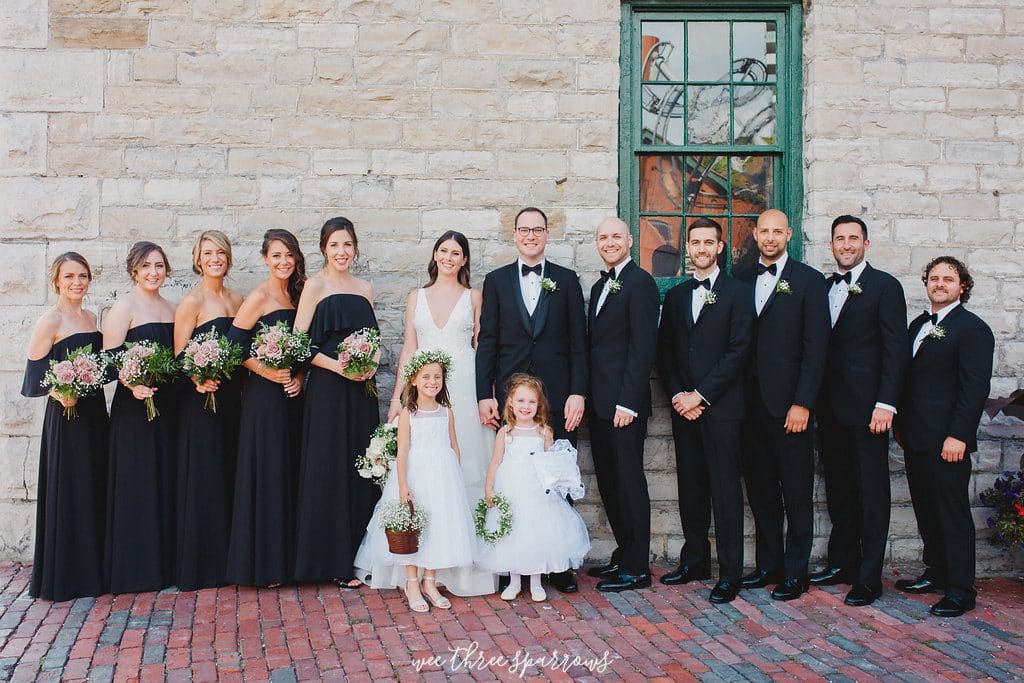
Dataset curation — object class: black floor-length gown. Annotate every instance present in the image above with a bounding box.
[104,322,177,594]
[21,331,108,602]
[225,309,302,586]
[294,294,381,583]
[175,317,241,591]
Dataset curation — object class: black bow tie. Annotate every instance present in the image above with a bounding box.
[832,271,852,285]
[757,262,777,276]
[927,312,938,325]
[600,269,617,281]
[694,278,711,290]
[521,263,542,277]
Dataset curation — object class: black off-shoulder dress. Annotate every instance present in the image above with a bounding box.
[293,294,381,583]
[21,331,108,601]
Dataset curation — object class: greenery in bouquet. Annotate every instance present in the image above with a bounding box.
[251,320,311,370]
[181,329,244,413]
[107,340,178,421]
[356,422,399,486]
[337,327,381,396]
[40,344,107,419]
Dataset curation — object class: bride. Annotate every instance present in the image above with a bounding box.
[375,230,496,595]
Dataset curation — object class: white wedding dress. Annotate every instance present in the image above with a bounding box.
[412,288,495,501]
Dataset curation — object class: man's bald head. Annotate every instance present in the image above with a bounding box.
[595,217,633,269]
[754,209,793,263]
[756,209,790,230]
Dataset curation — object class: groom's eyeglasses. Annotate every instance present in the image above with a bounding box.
[515,227,548,237]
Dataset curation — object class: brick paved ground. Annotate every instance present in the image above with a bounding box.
[1,562,1022,682]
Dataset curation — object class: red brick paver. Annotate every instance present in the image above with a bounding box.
[0,562,1021,681]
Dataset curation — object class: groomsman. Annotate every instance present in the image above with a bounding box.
[585,218,660,592]
[811,215,908,607]
[896,256,994,617]
[738,209,830,601]
[657,218,753,603]
[476,206,587,593]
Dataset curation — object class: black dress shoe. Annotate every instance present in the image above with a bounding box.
[586,562,619,579]
[809,566,852,586]
[930,595,975,617]
[844,583,882,607]
[895,576,945,594]
[596,571,651,593]
[741,568,782,589]
[709,580,740,604]
[547,570,578,593]
[770,577,809,601]
[660,564,711,586]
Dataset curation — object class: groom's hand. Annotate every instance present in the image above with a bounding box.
[612,408,635,428]
[784,404,810,434]
[478,398,500,429]
[564,394,585,432]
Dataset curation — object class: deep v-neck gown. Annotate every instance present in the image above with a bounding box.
[412,288,495,501]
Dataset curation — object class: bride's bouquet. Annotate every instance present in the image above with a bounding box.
[356,422,398,486]
[251,320,311,370]
[337,327,381,396]
[40,344,107,419]
[109,340,178,421]
[181,329,243,413]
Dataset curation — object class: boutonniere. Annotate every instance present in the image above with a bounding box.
[607,279,622,295]
[775,280,792,294]
[540,277,558,293]
[848,282,863,296]
[704,291,717,305]
[927,324,946,340]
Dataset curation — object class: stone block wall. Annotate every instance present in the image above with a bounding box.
[1,0,1022,574]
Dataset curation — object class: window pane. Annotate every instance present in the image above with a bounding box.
[730,155,773,213]
[640,155,685,212]
[733,21,777,82]
[734,84,776,144]
[687,22,730,82]
[640,22,685,82]
[641,84,686,145]
[686,155,730,214]
[687,85,729,144]
[640,216,683,278]
[730,216,760,281]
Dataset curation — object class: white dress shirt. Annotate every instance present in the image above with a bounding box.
[690,267,720,324]
[518,258,545,316]
[913,301,960,357]
[755,252,788,315]
[828,259,868,328]
[595,257,630,316]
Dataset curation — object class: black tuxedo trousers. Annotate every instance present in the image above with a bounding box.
[590,417,650,574]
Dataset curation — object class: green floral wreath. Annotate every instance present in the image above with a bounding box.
[474,495,513,545]
[401,348,453,382]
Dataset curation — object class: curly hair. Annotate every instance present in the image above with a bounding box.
[502,373,550,431]
[922,255,974,303]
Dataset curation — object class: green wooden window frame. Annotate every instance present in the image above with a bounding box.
[619,0,804,294]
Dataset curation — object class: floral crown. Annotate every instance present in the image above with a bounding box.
[401,349,452,382]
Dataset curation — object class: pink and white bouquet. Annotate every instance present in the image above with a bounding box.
[251,320,311,371]
[181,329,243,413]
[109,340,178,421]
[337,327,381,396]
[355,422,399,486]
[41,344,107,419]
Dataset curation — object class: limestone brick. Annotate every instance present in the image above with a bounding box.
[312,149,369,176]
[945,141,1018,165]
[295,23,358,49]
[100,207,174,239]
[358,24,447,53]
[257,178,298,207]
[940,193,999,219]
[153,116,272,146]
[929,8,1003,35]
[101,179,145,206]
[0,179,100,239]
[178,54,272,85]
[0,51,104,112]
[926,165,979,192]
[0,244,46,306]
[176,148,227,175]
[124,146,175,175]
[401,120,476,150]
[498,152,567,179]
[392,179,449,208]
[889,87,946,112]
[49,145,124,177]
[450,24,557,57]
[432,91,504,118]
[0,0,46,49]
[192,0,256,21]
[555,24,619,59]
[216,26,296,52]
[257,0,334,20]
[501,60,576,90]
[0,113,45,175]
[351,119,402,146]
[949,88,1019,112]
[925,113,996,140]
[106,86,213,114]
[906,62,998,88]
[426,151,495,177]
[884,35,963,61]
[228,148,310,176]
[298,87,430,117]
[335,0,418,22]
[506,92,558,121]
[50,17,149,50]
[440,58,498,89]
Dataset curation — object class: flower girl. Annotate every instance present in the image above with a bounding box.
[354,350,483,612]
[478,374,590,602]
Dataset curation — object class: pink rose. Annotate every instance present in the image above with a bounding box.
[255,344,269,359]
[135,346,154,359]
[79,371,97,386]
[266,342,281,357]
[53,361,76,385]
[357,341,371,355]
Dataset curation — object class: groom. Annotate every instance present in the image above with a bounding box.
[476,206,588,593]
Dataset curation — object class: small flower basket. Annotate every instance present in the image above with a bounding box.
[381,500,428,555]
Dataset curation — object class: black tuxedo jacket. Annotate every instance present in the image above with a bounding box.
[897,305,994,455]
[820,264,909,426]
[587,260,660,420]
[476,260,587,411]
[658,273,753,422]
[739,257,830,418]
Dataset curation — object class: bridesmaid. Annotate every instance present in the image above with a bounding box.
[225,229,306,587]
[293,217,381,586]
[173,230,244,591]
[103,241,178,594]
[22,253,108,601]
